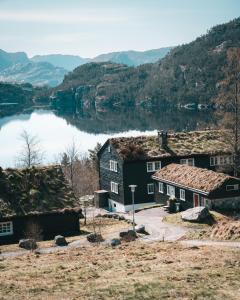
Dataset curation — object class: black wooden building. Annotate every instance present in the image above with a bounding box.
[0,166,82,245]
[98,130,233,212]
[152,164,240,211]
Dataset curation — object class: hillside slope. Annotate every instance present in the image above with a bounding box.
[53,17,240,110]
[0,50,68,87]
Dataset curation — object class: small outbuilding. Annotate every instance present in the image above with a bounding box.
[0,165,82,244]
[152,164,240,212]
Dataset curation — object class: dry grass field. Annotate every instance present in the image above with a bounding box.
[0,241,240,300]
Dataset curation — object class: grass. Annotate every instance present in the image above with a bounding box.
[0,217,129,254]
[163,211,228,229]
[0,241,240,299]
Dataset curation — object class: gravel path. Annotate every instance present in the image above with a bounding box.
[180,239,240,248]
[125,207,189,242]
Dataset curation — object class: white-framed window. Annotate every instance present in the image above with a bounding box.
[147,183,154,194]
[226,184,239,191]
[111,182,119,194]
[210,155,233,166]
[109,160,118,172]
[180,189,185,201]
[158,182,164,193]
[167,185,175,197]
[180,158,195,166]
[108,145,111,153]
[0,221,13,236]
[147,161,161,172]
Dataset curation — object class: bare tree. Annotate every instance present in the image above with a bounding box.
[16,130,44,168]
[216,48,240,176]
[60,141,99,197]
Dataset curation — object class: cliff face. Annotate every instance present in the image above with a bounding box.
[52,18,240,110]
[0,165,78,218]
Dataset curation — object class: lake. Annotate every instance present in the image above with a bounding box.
[0,110,157,168]
[0,108,216,168]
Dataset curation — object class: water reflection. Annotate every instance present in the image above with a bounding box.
[0,108,216,168]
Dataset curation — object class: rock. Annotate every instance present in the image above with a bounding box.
[119,229,137,241]
[118,215,125,221]
[19,239,37,250]
[110,238,121,247]
[135,224,146,234]
[54,235,68,246]
[119,230,129,238]
[87,233,104,243]
[181,207,210,222]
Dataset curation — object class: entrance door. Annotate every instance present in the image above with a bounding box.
[193,193,200,207]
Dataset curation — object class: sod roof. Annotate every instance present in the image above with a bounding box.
[152,163,239,194]
[110,130,231,161]
[0,165,80,218]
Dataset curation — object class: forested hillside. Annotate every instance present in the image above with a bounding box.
[54,18,240,109]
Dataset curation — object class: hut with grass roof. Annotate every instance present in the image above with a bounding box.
[97,130,234,212]
[0,165,82,244]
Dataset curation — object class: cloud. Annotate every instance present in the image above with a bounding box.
[0,10,127,24]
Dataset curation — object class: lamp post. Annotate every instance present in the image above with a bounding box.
[129,185,137,232]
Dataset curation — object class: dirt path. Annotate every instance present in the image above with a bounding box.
[125,207,189,242]
[180,239,240,248]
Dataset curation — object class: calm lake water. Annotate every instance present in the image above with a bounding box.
[0,110,157,168]
[0,107,216,168]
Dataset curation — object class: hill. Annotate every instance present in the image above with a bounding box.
[92,47,172,66]
[0,50,68,87]
[0,49,29,71]
[53,17,240,110]
[0,61,67,87]
[0,82,34,117]
[31,54,89,71]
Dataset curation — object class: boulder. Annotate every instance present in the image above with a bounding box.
[135,224,146,234]
[19,239,37,250]
[110,238,121,247]
[119,229,137,241]
[54,235,68,246]
[181,207,210,222]
[87,233,104,243]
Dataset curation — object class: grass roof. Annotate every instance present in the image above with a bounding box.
[0,165,79,218]
[153,163,239,194]
[110,130,231,161]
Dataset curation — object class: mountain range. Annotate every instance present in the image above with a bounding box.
[0,47,172,87]
[53,17,240,110]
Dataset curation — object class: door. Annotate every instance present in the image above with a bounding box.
[193,193,200,207]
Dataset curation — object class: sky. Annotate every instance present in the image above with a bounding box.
[0,0,239,58]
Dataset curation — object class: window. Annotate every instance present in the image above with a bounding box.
[147,183,154,194]
[147,161,161,172]
[111,182,119,194]
[0,221,13,236]
[226,184,239,191]
[167,185,175,197]
[180,158,195,166]
[210,155,233,166]
[109,160,118,172]
[158,182,164,193]
[180,189,185,201]
[108,146,111,152]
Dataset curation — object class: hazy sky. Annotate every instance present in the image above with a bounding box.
[0,0,239,58]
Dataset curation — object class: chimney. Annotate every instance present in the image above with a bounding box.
[158,130,168,148]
